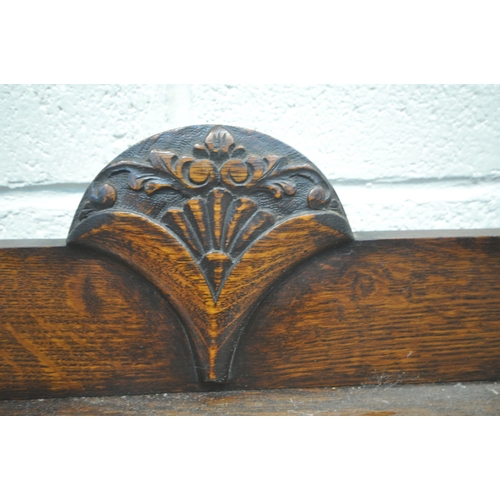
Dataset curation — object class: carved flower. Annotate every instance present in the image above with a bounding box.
[221,154,297,198]
[107,125,333,209]
[203,126,235,156]
[193,125,245,159]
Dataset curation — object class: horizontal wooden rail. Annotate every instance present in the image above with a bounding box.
[1,231,499,399]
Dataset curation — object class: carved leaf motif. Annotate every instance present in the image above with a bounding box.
[144,180,178,195]
[257,180,296,198]
[128,172,181,194]
[69,125,353,384]
[75,125,341,293]
[75,125,342,297]
[264,154,285,171]
[103,126,337,218]
[245,155,268,181]
[150,150,177,174]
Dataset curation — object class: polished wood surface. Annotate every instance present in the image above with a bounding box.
[1,234,499,399]
[1,381,498,416]
[0,246,199,399]
[231,236,500,389]
[68,125,352,382]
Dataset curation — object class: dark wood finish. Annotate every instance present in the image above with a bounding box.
[230,236,500,388]
[0,124,499,401]
[1,234,499,399]
[1,381,498,416]
[68,125,352,382]
[0,246,199,399]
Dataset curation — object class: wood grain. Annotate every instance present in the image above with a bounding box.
[69,211,350,383]
[0,234,499,399]
[0,246,199,399]
[230,236,500,388]
[0,122,499,400]
[68,125,352,382]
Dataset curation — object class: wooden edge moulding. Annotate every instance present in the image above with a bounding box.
[0,125,499,400]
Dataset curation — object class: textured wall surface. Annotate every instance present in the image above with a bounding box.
[0,84,499,238]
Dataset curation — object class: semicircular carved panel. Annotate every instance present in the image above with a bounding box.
[68,125,353,383]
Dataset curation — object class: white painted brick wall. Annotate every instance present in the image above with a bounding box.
[1,84,499,239]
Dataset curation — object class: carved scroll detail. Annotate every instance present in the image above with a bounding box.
[68,125,353,383]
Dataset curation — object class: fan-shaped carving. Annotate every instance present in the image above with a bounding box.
[162,188,275,296]
[68,125,353,383]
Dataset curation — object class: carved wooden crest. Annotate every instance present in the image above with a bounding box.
[68,125,353,382]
